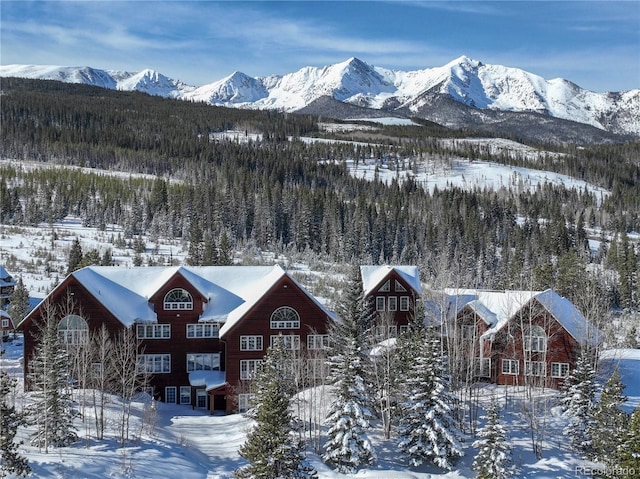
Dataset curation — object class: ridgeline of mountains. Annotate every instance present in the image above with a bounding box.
[2,56,638,144]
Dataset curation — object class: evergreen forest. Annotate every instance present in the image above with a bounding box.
[1,77,639,311]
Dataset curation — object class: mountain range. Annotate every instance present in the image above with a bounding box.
[2,56,638,143]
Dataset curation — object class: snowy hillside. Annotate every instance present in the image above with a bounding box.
[2,56,638,137]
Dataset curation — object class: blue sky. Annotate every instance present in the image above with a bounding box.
[1,1,638,92]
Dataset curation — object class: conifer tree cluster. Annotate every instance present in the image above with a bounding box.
[472,395,513,479]
[0,369,30,477]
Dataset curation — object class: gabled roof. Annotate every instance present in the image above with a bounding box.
[22,265,335,331]
[360,265,422,297]
[440,288,603,345]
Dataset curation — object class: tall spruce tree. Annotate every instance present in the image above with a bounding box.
[616,405,640,477]
[589,368,627,464]
[236,341,316,479]
[322,266,375,473]
[67,238,84,274]
[7,277,30,327]
[396,327,463,469]
[26,302,78,451]
[472,395,513,479]
[0,370,30,477]
[560,349,597,454]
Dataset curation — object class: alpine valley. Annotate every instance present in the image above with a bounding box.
[2,56,638,144]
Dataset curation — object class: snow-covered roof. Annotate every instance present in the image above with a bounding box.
[440,288,603,345]
[360,265,422,297]
[189,371,226,392]
[24,265,334,333]
[0,265,16,287]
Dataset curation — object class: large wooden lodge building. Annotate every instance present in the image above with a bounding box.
[18,264,601,414]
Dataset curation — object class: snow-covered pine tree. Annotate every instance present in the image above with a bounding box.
[7,277,30,328]
[589,367,627,463]
[396,326,463,469]
[322,266,376,473]
[236,340,316,479]
[616,405,640,477]
[0,370,30,477]
[560,348,597,454]
[472,394,512,479]
[26,301,78,451]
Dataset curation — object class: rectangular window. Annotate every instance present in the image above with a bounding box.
[307,334,330,350]
[165,386,177,404]
[475,358,491,377]
[138,354,171,373]
[180,386,191,405]
[551,362,570,378]
[238,393,252,413]
[525,361,547,377]
[240,335,263,351]
[1,319,9,328]
[399,324,409,335]
[388,296,398,311]
[524,336,547,353]
[137,323,171,339]
[501,359,519,375]
[187,353,220,372]
[270,335,300,350]
[240,359,263,380]
[376,296,385,311]
[186,323,219,338]
[91,362,104,380]
[399,296,410,311]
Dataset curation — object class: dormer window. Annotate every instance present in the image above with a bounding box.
[164,288,193,311]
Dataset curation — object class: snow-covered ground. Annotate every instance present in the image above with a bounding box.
[3,336,639,479]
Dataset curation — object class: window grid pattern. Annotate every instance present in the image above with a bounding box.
[164,288,193,310]
[240,359,262,380]
[139,354,171,373]
[186,323,219,338]
[307,334,330,350]
[270,335,300,350]
[165,386,177,404]
[524,326,547,353]
[551,362,570,378]
[187,353,220,372]
[180,386,191,404]
[137,324,171,339]
[240,335,263,351]
[525,361,547,377]
[501,359,519,375]
[270,307,300,329]
[58,315,89,345]
[399,296,410,311]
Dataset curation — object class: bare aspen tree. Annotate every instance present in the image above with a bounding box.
[90,324,113,440]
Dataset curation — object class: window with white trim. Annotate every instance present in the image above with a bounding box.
[551,362,570,378]
[180,386,191,404]
[270,306,300,329]
[524,325,547,353]
[164,288,193,310]
[475,358,491,377]
[91,362,104,380]
[165,386,177,404]
[138,354,171,373]
[388,296,398,311]
[137,323,171,339]
[399,296,410,311]
[240,359,262,380]
[501,359,519,375]
[399,324,409,335]
[376,296,385,311]
[1,319,9,328]
[379,280,390,292]
[525,361,547,377]
[394,280,407,292]
[373,325,397,340]
[240,335,263,351]
[58,314,89,345]
[307,334,330,350]
[186,323,219,338]
[187,353,220,372]
[238,393,253,413]
[270,334,300,350]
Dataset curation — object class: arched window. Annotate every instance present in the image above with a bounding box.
[270,306,300,329]
[58,315,89,345]
[524,325,547,353]
[164,288,193,310]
